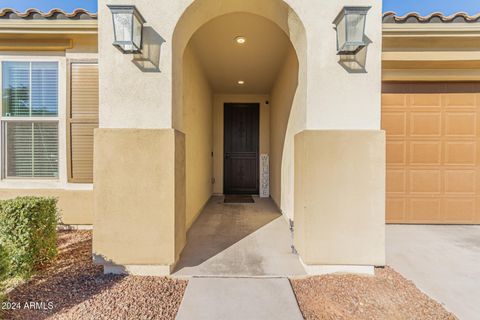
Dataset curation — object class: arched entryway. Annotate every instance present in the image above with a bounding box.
[172,0,307,230]
[171,0,307,275]
[94,0,384,276]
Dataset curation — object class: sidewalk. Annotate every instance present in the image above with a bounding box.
[175,277,304,320]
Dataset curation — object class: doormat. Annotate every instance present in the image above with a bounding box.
[224,195,255,204]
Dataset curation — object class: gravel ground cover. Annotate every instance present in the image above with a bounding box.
[291,266,457,320]
[2,231,187,320]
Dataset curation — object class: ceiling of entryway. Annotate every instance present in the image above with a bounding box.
[189,12,292,94]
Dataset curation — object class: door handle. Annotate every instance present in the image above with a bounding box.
[225,153,231,159]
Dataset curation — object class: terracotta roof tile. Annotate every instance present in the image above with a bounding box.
[1,8,478,24]
[0,8,97,20]
[383,12,480,23]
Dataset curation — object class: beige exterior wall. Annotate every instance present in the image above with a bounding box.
[93,129,185,268]
[65,34,98,54]
[301,2,382,130]
[99,0,381,131]
[294,130,385,266]
[212,94,270,194]
[0,189,93,225]
[96,0,383,272]
[382,24,480,82]
[0,32,97,225]
[0,33,97,53]
[269,46,299,219]
[183,44,213,228]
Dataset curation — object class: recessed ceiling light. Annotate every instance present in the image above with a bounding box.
[235,36,246,44]
[237,80,245,85]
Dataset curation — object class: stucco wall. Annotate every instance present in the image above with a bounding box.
[269,46,299,219]
[66,34,99,54]
[98,0,382,207]
[0,189,93,225]
[183,44,214,228]
[382,25,480,82]
[212,94,270,194]
[294,130,385,266]
[0,34,98,55]
[99,0,381,131]
[93,129,186,268]
[96,0,383,271]
[302,1,382,130]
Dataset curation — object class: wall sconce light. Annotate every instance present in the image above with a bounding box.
[333,6,371,55]
[107,5,146,54]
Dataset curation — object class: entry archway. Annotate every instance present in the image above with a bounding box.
[172,0,307,230]
[94,0,385,276]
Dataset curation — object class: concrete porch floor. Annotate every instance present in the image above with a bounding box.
[173,196,306,277]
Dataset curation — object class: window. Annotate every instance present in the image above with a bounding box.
[2,61,59,178]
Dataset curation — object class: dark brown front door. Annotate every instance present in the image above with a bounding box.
[224,103,259,195]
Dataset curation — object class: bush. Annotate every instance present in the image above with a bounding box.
[0,243,8,300]
[0,197,59,278]
[0,244,8,282]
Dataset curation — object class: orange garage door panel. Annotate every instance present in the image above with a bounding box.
[382,82,480,224]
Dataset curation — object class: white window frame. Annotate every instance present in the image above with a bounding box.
[0,55,68,187]
[1,61,60,180]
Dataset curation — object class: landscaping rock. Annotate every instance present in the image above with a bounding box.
[290,267,457,320]
[2,231,187,320]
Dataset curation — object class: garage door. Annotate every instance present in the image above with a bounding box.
[382,82,480,224]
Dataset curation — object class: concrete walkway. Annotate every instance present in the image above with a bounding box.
[173,197,305,319]
[387,225,480,320]
[175,277,303,320]
[173,196,306,277]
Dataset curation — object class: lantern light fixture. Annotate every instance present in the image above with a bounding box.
[333,6,371,55]
[108,5,146,54]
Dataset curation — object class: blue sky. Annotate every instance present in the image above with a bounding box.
[0,0,479,15]
[383,0,480,15]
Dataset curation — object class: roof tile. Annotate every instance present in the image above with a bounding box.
[383,12,480,24]
[0,8,97,20]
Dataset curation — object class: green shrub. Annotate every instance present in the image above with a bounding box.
[0,243,9,301]
[0,197,59,278]
[0,244,8,282]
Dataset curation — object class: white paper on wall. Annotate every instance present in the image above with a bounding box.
[260,154,269,198]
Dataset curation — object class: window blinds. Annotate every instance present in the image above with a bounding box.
[31,62,59,116]
[2,61,59,179]
[2,62,58,117]
[2,62,30,117]
[5,122,59,178]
